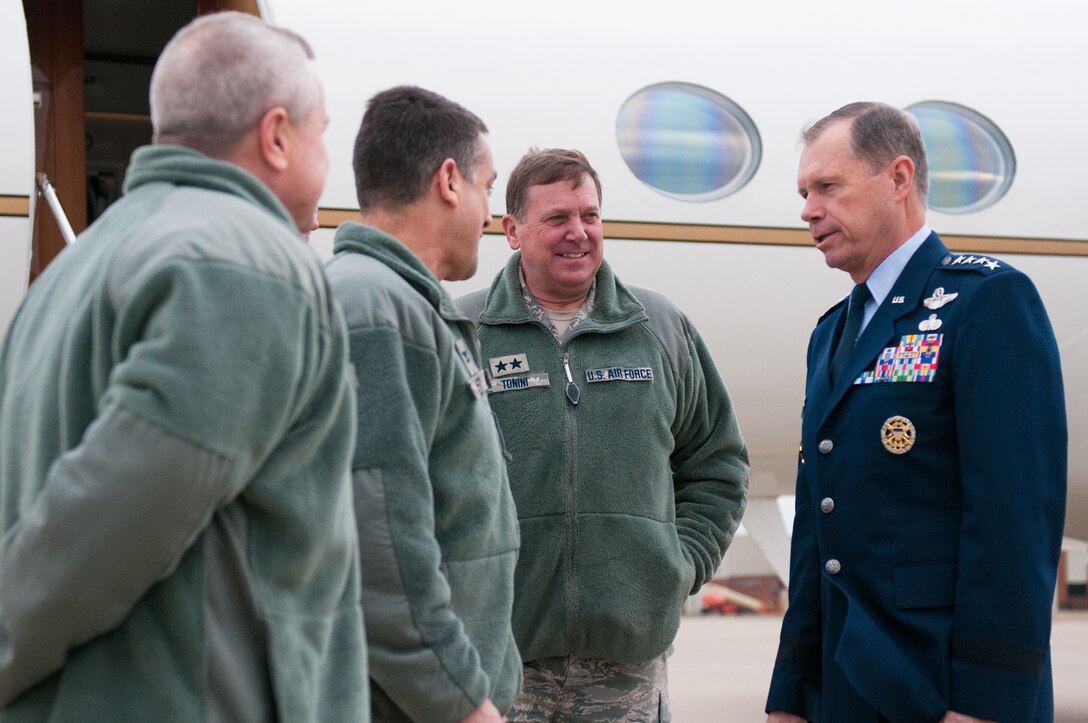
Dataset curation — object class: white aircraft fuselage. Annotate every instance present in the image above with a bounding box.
[2,0,1085,555]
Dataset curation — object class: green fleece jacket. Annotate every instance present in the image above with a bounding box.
[326,223,521,722]
[458,253,749,665]
[0,146,367,721]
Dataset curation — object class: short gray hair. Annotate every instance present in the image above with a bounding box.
[803,102,929,199]
[150,12,319,156]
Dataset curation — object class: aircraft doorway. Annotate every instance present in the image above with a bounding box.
[23,0,260,282]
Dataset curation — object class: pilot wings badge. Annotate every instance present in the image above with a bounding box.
[923,287,958,310]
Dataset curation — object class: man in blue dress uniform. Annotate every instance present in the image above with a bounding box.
[766,102,1066,723]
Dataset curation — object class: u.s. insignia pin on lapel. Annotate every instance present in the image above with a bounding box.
[881,416,916,454]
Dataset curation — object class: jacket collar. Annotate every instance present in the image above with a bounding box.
[123,145,296,231]
[479,252,648,331]
[332,221,469,322]
[816,232,948,421]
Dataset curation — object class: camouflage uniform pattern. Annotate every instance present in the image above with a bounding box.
[520,270,596,342]
[510,270,670,722]
[510,653,671,722]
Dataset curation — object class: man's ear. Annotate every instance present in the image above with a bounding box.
[889,155,916,201]
[256,107,291,172]
[435,158,459,207]
[502,214,520,251]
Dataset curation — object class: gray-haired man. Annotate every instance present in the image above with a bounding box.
[0,13,366,720]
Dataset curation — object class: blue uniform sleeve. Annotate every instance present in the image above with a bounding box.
[947,270,1066,720]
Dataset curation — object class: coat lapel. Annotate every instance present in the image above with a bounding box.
[818,233,948,425]
[805,302,846,423]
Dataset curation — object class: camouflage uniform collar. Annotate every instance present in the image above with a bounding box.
[519,267,596,343]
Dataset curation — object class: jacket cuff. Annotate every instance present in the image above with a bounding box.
[949,655,1049,722]
[766,659,819,719]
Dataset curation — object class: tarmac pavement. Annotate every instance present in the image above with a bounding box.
[668,611,1088,722]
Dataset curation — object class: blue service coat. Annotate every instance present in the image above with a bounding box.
[766,233,1067,722]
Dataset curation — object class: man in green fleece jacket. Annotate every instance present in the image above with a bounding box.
[0,13,367,721]
[325,86,521,723]
[458,148,750,721]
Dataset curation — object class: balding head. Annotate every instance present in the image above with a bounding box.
[150,12,320,157]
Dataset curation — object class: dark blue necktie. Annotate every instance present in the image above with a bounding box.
[830,283,871,385]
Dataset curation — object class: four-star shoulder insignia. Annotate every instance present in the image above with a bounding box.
[940,254,1002,272]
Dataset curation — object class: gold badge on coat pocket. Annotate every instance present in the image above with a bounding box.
[881,415,916,454]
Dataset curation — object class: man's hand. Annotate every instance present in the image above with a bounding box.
[767,712,806,723]
[940,713,996,723]
[460,699,506,723]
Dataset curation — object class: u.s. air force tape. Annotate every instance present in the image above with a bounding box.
[489,372,550,394]
[584,367,654,383]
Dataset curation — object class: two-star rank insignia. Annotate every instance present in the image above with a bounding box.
[454,339,487,399]
[489,353,528,377]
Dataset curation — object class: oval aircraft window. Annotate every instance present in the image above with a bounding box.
[906,101,1016,214]
[616,82,761,201]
